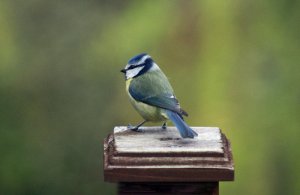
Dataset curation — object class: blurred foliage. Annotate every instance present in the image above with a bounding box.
[0,0,299,194]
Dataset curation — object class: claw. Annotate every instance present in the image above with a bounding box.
[127,124,144,132]
[126,120,147,132]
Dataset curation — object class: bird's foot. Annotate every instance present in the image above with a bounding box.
[127,120,147,132]
[162,122,167,130]
[127,124,144,132]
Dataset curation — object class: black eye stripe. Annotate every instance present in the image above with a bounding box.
[127,64,144,70]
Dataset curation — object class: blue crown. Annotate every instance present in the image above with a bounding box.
[128,53,148,64]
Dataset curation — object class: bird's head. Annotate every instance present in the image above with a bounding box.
[121,53,157,80]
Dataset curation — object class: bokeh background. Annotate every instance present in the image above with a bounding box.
[1,0,299,194]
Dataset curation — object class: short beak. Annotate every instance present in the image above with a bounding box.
[120,69,126,73]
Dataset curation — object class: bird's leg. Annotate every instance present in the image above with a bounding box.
[162,122,167,130]
[127,120,147,132]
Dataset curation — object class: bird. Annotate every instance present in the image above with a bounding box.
[120,53,198,138]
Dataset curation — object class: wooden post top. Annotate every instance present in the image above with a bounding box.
[104,126,234,182]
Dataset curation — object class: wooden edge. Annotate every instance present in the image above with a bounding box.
[222,132,235,181]
[105,167,234,182]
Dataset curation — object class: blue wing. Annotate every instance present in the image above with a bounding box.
[128,69,188,116]
[129,82,188,117]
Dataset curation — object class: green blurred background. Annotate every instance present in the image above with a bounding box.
[1,0,299,194]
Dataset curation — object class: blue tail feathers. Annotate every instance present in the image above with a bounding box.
[165,110,198,138]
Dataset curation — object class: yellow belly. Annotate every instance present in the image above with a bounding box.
[126,79,168,122]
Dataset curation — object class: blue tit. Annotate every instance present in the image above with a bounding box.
[120,53,198,138]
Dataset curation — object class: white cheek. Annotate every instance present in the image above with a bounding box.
[126,66,144,79]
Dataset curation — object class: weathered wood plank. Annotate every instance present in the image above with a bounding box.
[114,126,223,154]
